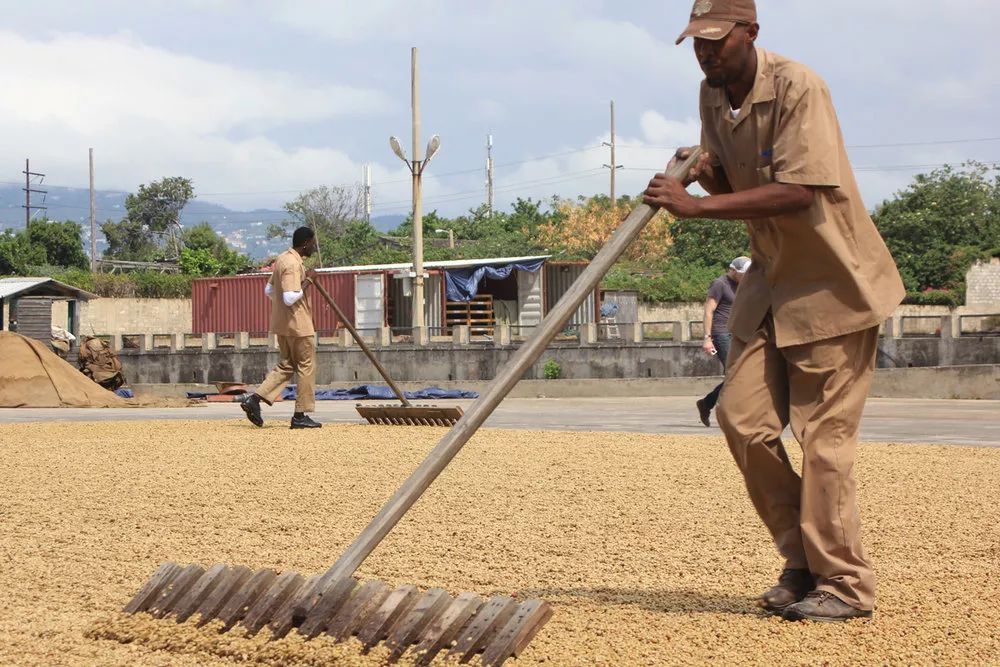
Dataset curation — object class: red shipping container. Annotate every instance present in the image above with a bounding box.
[192,273,355,334]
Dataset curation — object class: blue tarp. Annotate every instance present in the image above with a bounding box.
[115,388,134,398]
[444,259,545,302]
[281,385,479,401]
[186,385,479,401]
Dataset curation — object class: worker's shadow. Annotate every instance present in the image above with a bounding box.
[519,586,760,615]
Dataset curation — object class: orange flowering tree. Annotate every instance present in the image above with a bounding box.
[536,195,674,261]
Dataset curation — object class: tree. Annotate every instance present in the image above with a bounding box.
[270,185,366,243]
[538,195,674,261]
[25,219,89,269]
[124,176,195,234]
[177,222,253,276]
[101,217,158,261]
[0,229,46,274]
[668,217,749,268]
[103,176,195,261]
[874,162,1000,300]
[182,222,230,256]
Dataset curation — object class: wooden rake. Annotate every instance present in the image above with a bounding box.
[121,151,702,664]
[311,278,464,427]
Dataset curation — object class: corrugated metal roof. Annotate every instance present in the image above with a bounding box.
[0,277,97,300]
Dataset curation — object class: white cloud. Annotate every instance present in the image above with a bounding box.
[0,30,394,210]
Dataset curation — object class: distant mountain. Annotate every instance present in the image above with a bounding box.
[0,184,408,259]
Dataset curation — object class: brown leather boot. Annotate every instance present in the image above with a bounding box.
[757,568,815,613]
[782,591,873,622]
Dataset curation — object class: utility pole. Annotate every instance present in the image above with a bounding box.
[363,164,372,224]
[89,149,97,272]
[485,134,495,216]
[22,159,47,227]
[389,48,441,333]
[602,100,623,206]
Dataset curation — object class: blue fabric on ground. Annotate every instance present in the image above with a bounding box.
[444,259,544,301]
[280,385,478,401]
[115,388,134,398]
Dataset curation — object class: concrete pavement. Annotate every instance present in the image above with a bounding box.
[1,396,998,447]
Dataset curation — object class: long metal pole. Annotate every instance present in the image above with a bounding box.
[89,149,97,272]
[303,150,703,596]
[411,47,425,331]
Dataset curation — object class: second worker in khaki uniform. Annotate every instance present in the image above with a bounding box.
[644,0,905,622]
[241,226,322,430]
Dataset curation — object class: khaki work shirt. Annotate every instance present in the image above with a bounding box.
[699,49,904,347]
[268,248,315,337]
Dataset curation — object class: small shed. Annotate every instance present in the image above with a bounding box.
[0,277,98,347]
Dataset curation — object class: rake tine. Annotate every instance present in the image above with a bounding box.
[216,568,277,631]
[124,562,182,614]
[385,587,452,663]
[171,563,230,623]
[241,570,305,637]
[149,564,205,618]
[193,565,253,627]
[326,580,391,642]
[297,576,358,639]
[448,595,519,663]
[267,573,320,639]
[357,584,420,650]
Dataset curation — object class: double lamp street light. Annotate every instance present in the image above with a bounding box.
[389,47,440,331]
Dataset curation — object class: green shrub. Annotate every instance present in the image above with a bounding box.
[542,359,562,380]
[903,289,963,307]
[45,269,194,298]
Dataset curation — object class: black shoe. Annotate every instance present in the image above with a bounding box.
[290,414,322,429]
[240,395,263,427]
[782,591,872,623]
[696,398,711,427]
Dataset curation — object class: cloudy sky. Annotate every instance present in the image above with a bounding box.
[2,0,998,219]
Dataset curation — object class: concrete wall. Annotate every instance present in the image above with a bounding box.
[47,296,1000,340]
[132,365,1000,401]
[116,334,1000,386]
[51,298,192,335]
[967,258,1000,306]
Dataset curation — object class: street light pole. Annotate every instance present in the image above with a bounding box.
[390,48,440,334]
[410,47,425,330]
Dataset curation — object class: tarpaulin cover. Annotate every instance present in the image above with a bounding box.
[281,385,479,401]
[116,388,134,398]
[186,385,479,400]
[0,332,127,408]
[444,259,544,302]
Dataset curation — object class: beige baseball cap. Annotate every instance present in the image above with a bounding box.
[676,0,757,45]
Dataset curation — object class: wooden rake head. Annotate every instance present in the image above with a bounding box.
[355,405,465,427]
[123,561,551,665]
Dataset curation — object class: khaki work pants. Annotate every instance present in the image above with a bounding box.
[716,314,878,610]
[256,335,316,413]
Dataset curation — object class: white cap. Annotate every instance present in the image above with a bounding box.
[730,256,751,273]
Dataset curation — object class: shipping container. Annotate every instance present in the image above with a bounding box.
[192,273,354,334]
